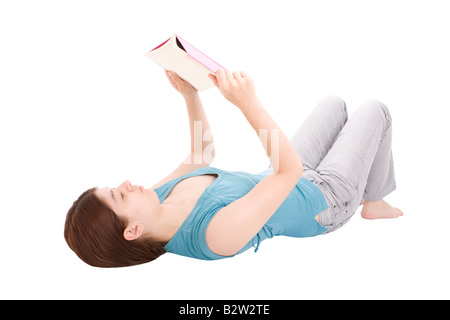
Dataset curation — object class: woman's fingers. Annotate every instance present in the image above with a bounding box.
[240,71,251,80]
[213,69,250,93]
[165,70,198,97]
[170,70,185,83]
[215,69,227,87]
[169,69,247,92]
[225,69,236,83]
[233,71,243,81]
[165,70,177,88]
[208,73,219,88]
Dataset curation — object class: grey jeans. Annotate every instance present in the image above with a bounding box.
[291,96,397,233]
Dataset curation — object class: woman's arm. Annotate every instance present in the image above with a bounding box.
[184,90,215,166]
[206,69,303,256]
[151,71,215,189]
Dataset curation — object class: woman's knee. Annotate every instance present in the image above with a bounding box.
[321,95,346,109]
[359,99,392,131]
[318,95,348,120]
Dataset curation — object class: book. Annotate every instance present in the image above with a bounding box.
[145,34,224,91]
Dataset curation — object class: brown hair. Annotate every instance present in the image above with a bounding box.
[64,187,166,268]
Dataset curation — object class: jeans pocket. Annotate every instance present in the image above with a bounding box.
[319,182,348,212]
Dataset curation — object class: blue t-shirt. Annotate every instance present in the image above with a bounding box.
[154,166,328,260]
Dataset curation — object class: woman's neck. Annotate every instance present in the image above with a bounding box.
[146,202,185,243]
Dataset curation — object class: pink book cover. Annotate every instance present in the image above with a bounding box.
[174,35,225,73]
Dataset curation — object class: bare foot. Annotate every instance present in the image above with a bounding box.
[360,199,403,220]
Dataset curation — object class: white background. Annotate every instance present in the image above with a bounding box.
[1,0,449,299]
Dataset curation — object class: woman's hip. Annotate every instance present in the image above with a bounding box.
[303,169,360,233]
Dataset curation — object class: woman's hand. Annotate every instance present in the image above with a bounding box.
[165,70,198,99]
[209,69,259,111]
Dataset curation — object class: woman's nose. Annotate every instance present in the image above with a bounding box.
[120,180,133,192]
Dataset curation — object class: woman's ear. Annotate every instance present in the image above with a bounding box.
[123,223,144,241]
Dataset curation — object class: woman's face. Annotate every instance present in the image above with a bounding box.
[95,181,161,240]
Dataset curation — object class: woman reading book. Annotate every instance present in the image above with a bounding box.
[64,69,403,267]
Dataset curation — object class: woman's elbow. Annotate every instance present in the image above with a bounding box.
[203,142,215,166]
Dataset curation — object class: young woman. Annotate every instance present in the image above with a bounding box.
[64,69,403,267]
